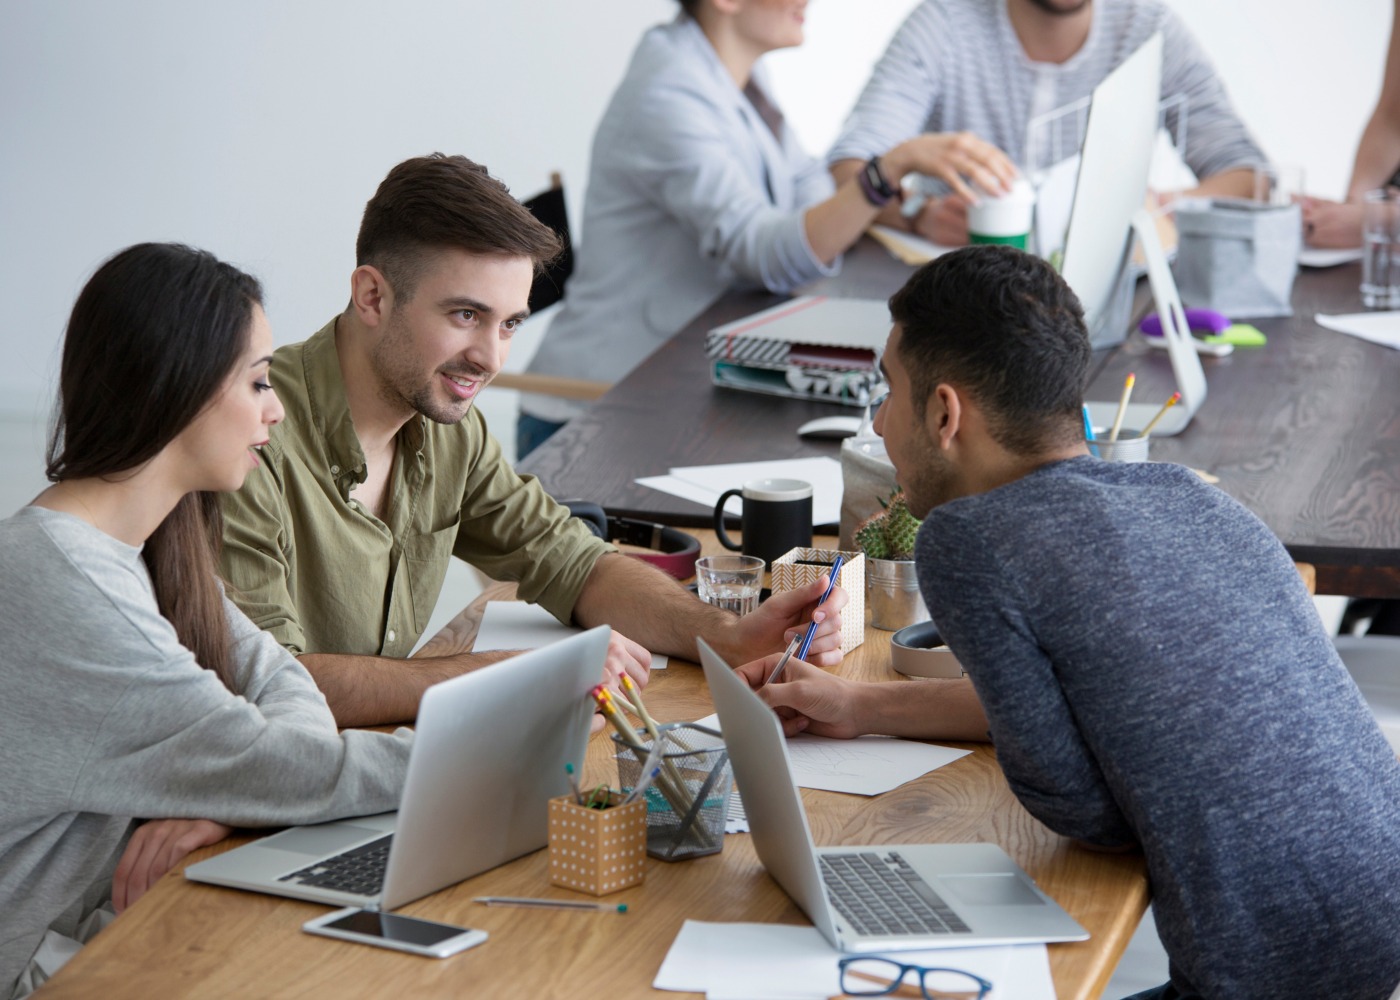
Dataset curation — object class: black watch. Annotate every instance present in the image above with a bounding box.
[857,156,899,207]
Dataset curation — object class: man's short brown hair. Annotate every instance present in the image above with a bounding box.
[356,153,562,302]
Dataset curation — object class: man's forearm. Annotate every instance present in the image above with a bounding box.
[856,676,991,742]
[299,648,518,728]
[571,554,739,664]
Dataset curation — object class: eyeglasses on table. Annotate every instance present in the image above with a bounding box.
[835,955,993,1000]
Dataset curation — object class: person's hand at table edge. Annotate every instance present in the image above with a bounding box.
[727,575,848,669]
[735,654,869,739]
[112,818,232,913]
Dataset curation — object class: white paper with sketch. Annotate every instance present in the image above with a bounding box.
[693,713,969,796]
[475,601,668,670]
[637,456,843,526]
[654,920,1053,999]
[1316,312,1400,350]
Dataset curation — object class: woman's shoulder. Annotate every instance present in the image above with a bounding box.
[0,506,166,641]
[1,506,144,581]
[612,19,732,117]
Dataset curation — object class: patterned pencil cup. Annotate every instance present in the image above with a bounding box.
[547,794,647,896]
[613,723,731,862]
[770,547,865,652]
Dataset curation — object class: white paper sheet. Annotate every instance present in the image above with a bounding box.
[868,224,958,264]
[725,788,749,833]
[1299,246,1363,268]
[693,714,969,796]
[475,601,668,670]
[654,921,1054,1000]
[638,456,844,526]
[1316,311,1400,350]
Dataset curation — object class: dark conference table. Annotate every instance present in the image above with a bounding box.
[519,241,1400,598]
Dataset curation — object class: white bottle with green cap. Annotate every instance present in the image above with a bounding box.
[967,176,1036,250]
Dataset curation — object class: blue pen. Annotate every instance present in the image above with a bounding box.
[796,555,843,660]
[1081,404,1100,458]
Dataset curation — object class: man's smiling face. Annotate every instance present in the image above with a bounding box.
[368,247,534,425]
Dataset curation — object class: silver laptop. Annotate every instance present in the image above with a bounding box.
[700,639,1088,952]
[186,626,608,911]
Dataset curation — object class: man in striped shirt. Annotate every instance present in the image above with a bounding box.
[831,0,1264,245]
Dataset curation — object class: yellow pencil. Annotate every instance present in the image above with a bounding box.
[1140,392,1182,438]
[1108,372,1135,442]
[593,687,688,809]
[619,674,662,743]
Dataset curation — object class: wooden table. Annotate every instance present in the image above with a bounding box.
[39,536,1148,1000]
[519,242,1400,597]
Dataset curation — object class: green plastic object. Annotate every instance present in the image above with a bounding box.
[1203,324,1267,347]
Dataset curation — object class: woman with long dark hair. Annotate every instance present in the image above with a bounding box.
[0,243,412,997]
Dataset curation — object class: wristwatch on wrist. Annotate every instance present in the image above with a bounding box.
[857,156,900,207]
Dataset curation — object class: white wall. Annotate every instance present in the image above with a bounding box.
[0,0,1388,422]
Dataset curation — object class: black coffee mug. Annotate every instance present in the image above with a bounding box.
[713,478,813,568]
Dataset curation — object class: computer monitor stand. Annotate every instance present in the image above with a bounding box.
[1084,207,1206,438]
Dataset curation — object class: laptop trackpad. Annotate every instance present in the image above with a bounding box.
[941,874,1044,907]
[260,825,384,856]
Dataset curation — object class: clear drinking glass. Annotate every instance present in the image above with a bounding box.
[695,554,763,616]
[1362,188,1400,309]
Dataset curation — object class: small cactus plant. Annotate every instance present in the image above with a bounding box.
[854,489,922,561]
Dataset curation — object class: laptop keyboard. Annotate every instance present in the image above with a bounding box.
[277,834,393,897]
[821,851,970,937]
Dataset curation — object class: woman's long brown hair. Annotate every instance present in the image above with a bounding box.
[46,243,263,689]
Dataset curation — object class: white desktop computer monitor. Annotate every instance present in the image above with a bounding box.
[1059,32,1205,438]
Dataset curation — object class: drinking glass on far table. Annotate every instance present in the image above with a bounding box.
[1363,187,1400,309]
[695,555,764,616]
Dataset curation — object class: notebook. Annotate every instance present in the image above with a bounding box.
[185,627,608,911]
[704,296,889,408]
[699,639,1088,952]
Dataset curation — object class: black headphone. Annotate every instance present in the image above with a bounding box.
[563,500,701,580]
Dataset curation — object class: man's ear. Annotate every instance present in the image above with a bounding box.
[348,265,393,329]
[927,383,963,451]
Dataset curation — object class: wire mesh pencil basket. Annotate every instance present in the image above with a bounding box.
[612,722,731,861]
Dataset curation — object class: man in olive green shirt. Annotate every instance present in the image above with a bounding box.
[221,154,847,727]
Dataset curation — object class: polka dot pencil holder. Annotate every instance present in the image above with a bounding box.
[547,793,647,896]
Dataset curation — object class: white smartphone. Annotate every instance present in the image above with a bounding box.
[302,907,488,959]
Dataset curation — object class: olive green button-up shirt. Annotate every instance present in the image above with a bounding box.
[220,318,613,659]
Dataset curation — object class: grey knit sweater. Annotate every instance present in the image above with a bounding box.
[0,507,412,995]
[918,457,1400,999]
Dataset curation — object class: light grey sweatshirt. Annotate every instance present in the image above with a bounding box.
[0,506,413,995]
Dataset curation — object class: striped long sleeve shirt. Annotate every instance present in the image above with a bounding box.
[830,0,1264,180]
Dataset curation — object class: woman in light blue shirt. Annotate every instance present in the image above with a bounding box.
[518,0,1013,455]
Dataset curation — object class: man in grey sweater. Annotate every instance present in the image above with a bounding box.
[738,246,1400,998]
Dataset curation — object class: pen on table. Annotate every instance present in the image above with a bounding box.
[1140,391,1182,438]
[474,896,628,914]
[796,555,844,660]
[765,633,801,686]
[1108,372,1135,442]
[1081,404,1099,458]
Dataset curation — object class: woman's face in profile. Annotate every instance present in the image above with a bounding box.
[169,306,284,494]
